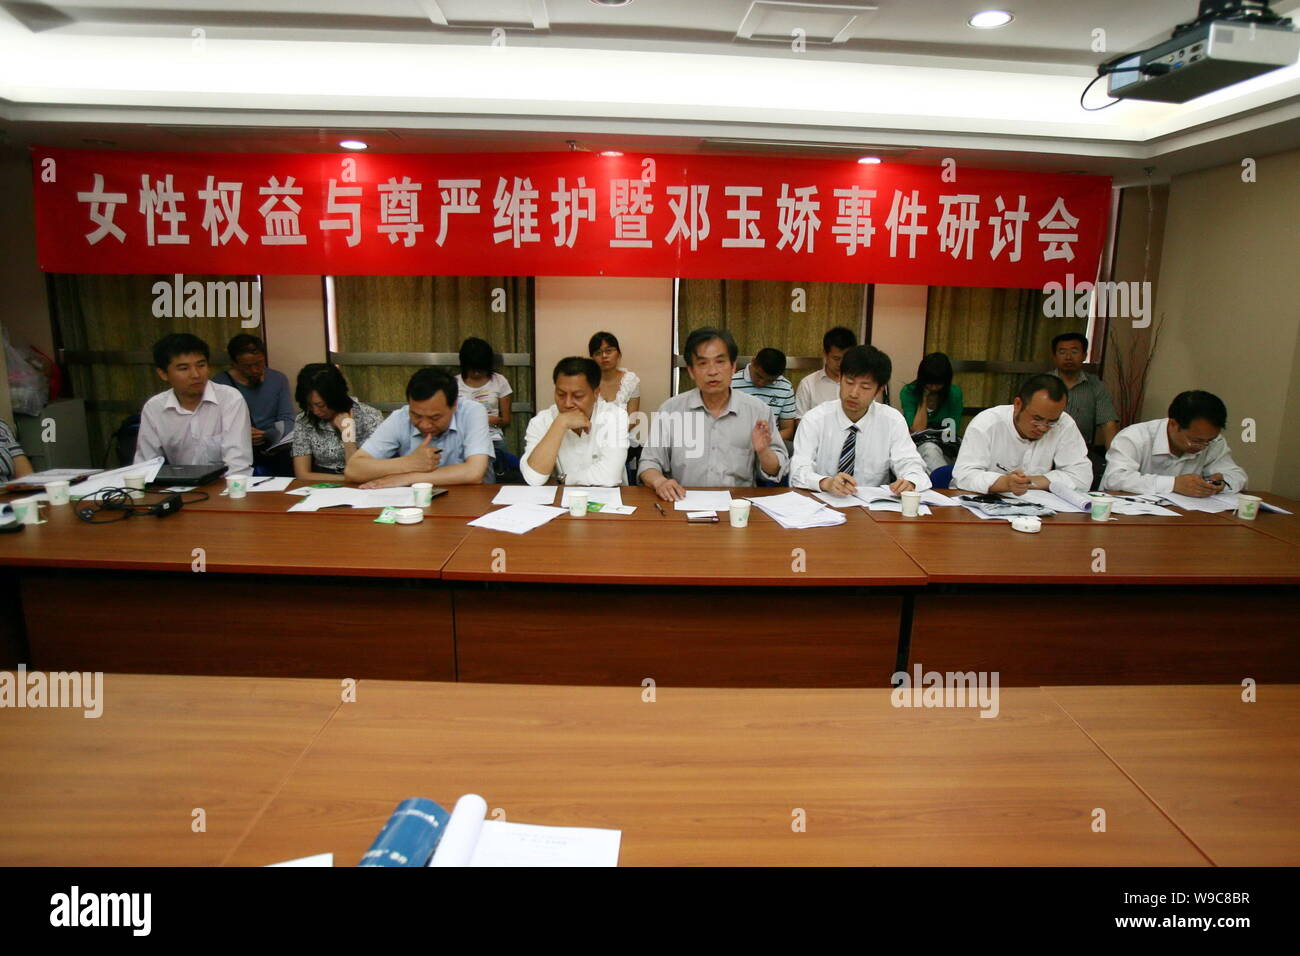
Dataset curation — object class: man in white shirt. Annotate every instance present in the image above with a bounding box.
[795,326,857,419]
[1102,390,1247,496]
[791,345,930,496]
[135,333,252,474]
[953,374,1091,495]
[522,357,629,486]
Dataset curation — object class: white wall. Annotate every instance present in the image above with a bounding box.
[533,276,674,414]
[262,276,328,387]
[870,284,929,408]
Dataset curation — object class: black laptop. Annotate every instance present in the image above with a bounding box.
[150,464,228,487]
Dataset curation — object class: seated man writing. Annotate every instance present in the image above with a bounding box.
[521,357,629,486]
[1101,390,1247,496]
[953,374,1091,495]
[344,368,491,488]
[791,345,930,496]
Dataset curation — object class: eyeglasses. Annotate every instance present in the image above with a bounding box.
[1028,415,1059,429]
[592,348,618,358]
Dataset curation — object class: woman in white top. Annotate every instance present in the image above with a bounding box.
[588,331,640,418]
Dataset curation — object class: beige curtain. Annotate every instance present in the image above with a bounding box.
[924,286,1079,417]
[50,273,255,462]
[333,275,534,455]
[677,279,864,393]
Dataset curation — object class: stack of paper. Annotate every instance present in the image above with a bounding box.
[561,486,624,509]
[1161,491,1239,513]
[491,486,558,506]
[672,490,732,512]
[69,458,165,498]
[1109,497,1181,517]
[0,467,101,491]
[467,503,567,535]
[747,491,846,529]
[813,484,953,511]
[287,487,418,512]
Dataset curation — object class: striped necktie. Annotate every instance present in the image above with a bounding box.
[838,423,858,475]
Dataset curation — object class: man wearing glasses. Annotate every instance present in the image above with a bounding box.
[1101,390,1247,497]
[953,374,1092,495]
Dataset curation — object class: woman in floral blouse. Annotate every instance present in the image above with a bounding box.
[291,364,383,482]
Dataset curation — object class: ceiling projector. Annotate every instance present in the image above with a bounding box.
[1100,0,1299,103]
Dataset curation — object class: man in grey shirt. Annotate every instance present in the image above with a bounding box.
[1050,331,1118,488]
[638,327,788,500]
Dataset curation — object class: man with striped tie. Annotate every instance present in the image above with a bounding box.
[790,345,931,496]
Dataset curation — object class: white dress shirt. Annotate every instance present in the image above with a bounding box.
[1101,417,1248,494]
[521,398,629,486]
[135,381,253,473]
[791,400,931,492]
[795,368,841,417]
[953,404,1091,494]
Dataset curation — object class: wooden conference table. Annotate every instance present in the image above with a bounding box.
[1,673,1294,866]
[0,482,1296,687]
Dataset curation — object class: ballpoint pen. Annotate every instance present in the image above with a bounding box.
[253,477,273,487]
[654,502,666,517]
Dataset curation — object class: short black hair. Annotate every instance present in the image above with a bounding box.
[1016,373,1068,406]
[553,356,602,391]
[840,345,891,386]
[295,363,354,427]
[227,333,266,362]
[588,331,620,356]
[406,368,458,406]
[152,333,210,371]
[1168,390,1227,430]
[823,326,857,353]
[1052,331,1088,354]
[753,348,787,378]
[684,327,738,364]
[458,337,495,377]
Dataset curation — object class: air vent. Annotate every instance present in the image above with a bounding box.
[736,1,878,45]
[416,0,549,31]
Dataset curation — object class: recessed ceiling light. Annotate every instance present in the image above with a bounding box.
[598,150,624,157]
[968,10,1014,29]
[590,0,634,7]
[339,139,368,150]
[858,156,882,165]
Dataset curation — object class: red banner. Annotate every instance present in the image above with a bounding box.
[31,147,1110,287]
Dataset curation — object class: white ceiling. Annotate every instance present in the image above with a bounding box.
[1,0,1298,184]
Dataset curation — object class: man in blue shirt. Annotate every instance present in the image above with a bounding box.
[212,334,296,476]
[345,368,493,487]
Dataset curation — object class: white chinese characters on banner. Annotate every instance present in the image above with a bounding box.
[76,174,127,245]
[885,189,928,259]
[377,176,423,247]
[775,184,821,254]
[258,176,306,245]
[139,174,189,246]
[988,194,1029,262]
[665,184,710,251]
[197,176,249,246]
[436,179,480,247]
[936,194,980,260]
[319,178,362,248]
[722,186,764,249]
[830,186,875,256]
[551,176,596,248]
[609,179,653,249]
[1037,197,1079,262]
[492,176,541,248]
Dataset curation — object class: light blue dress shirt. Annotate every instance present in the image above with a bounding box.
[362,399,494,482]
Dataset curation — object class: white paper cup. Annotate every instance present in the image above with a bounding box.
[14,500,44,525]
[900,490,922,517]
[1235,494,1261,521]
[1090,496,1115,521]
[226,474,250,499]
[124,473,147,495]
[46,480,71,506]
[411,482,434,507]
[568,491,588,517]
[729,498,752,528]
